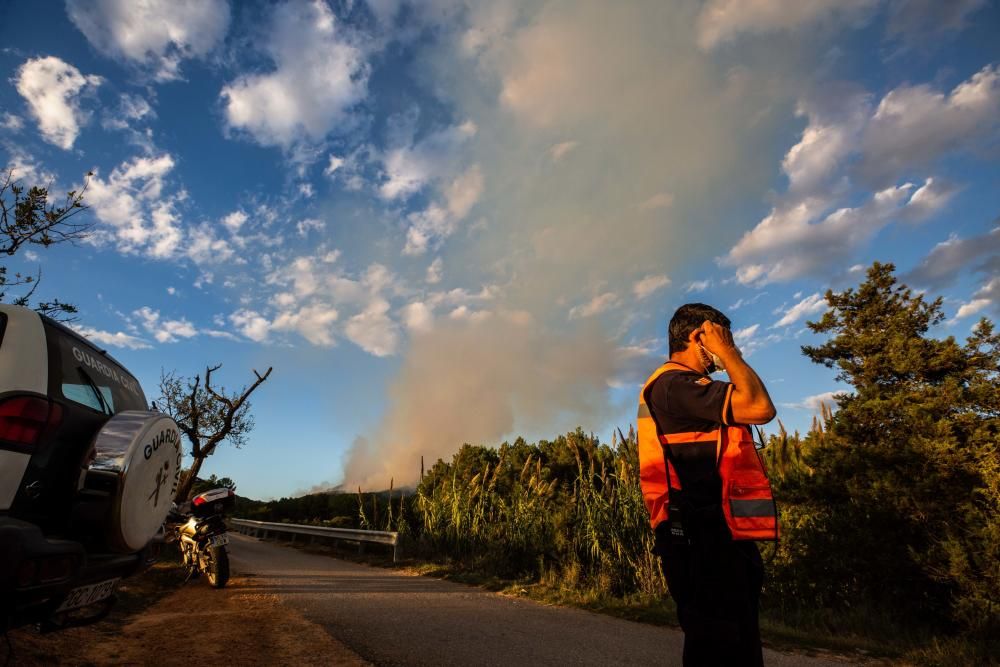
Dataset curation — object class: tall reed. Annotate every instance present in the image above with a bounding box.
[412,428,665,595]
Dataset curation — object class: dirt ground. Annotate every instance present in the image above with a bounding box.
[5,566,368,666]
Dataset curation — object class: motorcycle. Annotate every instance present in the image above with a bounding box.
[167,488,235,588]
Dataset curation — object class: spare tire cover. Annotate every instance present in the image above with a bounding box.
[89,411,182,553]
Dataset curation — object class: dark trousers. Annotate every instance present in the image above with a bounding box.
[655,521,764,667]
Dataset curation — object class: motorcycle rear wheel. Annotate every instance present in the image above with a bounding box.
[206,545,229,588]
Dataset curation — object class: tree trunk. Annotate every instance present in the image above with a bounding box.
[174,455,207,503]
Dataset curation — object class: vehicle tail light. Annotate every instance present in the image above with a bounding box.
[37,555,79,583]
[17,560,37,587]
[192,495,206,507]
[0,396,62,447]
[14,555,78,587]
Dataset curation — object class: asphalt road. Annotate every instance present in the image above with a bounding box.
[227,533,854,667]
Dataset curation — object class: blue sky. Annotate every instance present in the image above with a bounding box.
[1,0,998,499]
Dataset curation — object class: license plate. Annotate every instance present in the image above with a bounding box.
[56,577,119,613]
[209,534,229,547]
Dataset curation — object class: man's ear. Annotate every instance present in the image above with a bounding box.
[688,327,703,345]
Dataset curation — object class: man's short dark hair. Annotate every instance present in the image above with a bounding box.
[669,303,731,356]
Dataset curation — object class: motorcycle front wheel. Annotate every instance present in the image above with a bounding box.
[183,544,200,578]
[206,545,230,588]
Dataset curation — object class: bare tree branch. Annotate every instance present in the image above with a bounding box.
[158,364,273,502]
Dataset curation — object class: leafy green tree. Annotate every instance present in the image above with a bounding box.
[190,474,237,496]
[0,170,91,319]
[776,262,999,631]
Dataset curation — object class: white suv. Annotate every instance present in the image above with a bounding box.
[0,304,181,631]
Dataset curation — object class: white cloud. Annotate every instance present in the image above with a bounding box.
[296,217,324,237]
[379,121,477,201]
[568,292,619,319]
[103,93,155,132]
[732,322,782,356]
[259,252,412,352]
[3,149,55,188]
[426,285,499,310]
[166,287,177,295]
[400,301,433,333]
[426,257,443,284]
[186,225,234,265]
[952,298,991,322]
[685,279,712,293]
[858,65,1000,187]
[86,154,186,257]
[696,0,878,51]
[298,182,315,199]
[67,0,229,81]
[905,227,1000,288]
[72,325,151,350]
[193,272,213,289]
[230,309,271,342]
[324,154,345,176]
[727,180,949,285]
[120,94,153,121]
[149,199,186,259]
[221,210,248,233]
[734,323,759,342]
[972,277,1000,315]
[271,304,340,346]
[1,113,24,131]
[722,66,995,285]
[15,56,101,149]
[221,0,367,148]
[782,87,870,196]
[403,164,484,255]
[549,140,579,162]
[448,305,491,323]
[444,163,484,219]
[638,192,674,211]
[344,299,400,356]
[133,306,199,343]
[729,292,768,310]
[773,292,827,327]
[782,390,845,411]
[632,274,670,300]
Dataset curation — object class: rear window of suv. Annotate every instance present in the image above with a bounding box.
[43,322,148,414]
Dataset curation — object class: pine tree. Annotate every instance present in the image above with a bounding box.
[779,262,999,631]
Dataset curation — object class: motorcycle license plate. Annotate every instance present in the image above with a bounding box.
[209,534,229,547]
[56,577,120,612]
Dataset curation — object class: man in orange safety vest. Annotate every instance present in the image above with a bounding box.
[638,303,777,666]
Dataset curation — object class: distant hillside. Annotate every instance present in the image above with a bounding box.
[234,488,413,530]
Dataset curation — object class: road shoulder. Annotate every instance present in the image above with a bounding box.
[9,568,368,666]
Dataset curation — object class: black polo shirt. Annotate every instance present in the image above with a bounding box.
[647,368,733,509]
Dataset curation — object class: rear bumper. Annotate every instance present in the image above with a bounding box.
[0,516,152,632]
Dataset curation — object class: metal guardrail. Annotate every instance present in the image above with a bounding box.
[230,518,400,562]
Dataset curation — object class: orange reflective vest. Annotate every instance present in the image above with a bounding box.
[638,361,778,541]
